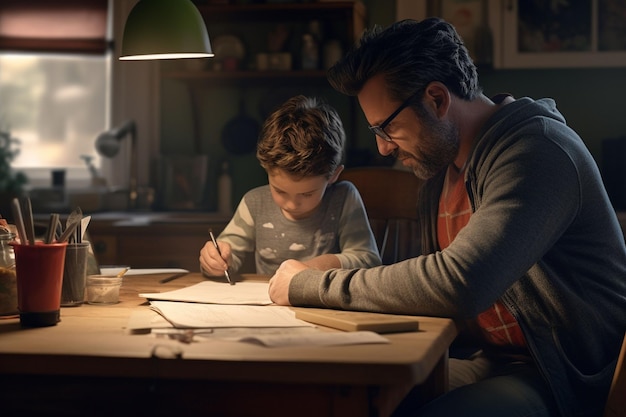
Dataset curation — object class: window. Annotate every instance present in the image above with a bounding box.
[0,53,109,187]
[0,0,110,188]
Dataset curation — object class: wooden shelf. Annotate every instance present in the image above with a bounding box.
[163,69,327,80]
[163,2,366,77]
[195,1,366,23]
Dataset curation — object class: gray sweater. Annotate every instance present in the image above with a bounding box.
[218,181,381,275]
[289,97,626,417]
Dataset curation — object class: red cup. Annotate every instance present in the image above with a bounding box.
[11,241,67,327]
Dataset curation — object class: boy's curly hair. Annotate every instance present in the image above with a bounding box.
[256,95,345,179]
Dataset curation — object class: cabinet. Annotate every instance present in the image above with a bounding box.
[488,0,626,68]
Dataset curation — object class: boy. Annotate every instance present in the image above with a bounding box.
[199,95,381,276]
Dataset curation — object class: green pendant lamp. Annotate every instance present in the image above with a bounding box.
[120,0,214,60]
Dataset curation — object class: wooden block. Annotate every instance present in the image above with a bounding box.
[294,308,419,334]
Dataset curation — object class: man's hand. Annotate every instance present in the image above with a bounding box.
[269,260,308,305]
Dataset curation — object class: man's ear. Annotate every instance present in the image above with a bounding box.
[424,81,451,118]
[328,164,345,184]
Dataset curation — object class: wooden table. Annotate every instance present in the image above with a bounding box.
[0,273,457,417]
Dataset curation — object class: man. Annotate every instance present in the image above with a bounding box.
[268,18,626,417]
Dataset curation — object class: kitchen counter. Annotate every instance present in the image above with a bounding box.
[87,211,231,226]
[86,211,233,271]
[49,210,626,272]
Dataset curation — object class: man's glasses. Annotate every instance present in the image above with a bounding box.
[368,91,420,142]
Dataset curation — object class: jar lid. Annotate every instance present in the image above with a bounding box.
[87,276,123,286]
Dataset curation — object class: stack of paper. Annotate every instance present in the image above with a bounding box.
[148,301,310,329]
[135,281,391,347]
[139,281,298,328]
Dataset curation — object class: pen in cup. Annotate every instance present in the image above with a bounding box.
[45,213,59,244]
[23,197,36,245]
[116,267,130,278]
[10,198,28,245]
[209,229,234,285]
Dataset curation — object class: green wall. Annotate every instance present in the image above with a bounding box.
[159,1,626,209]
[479,67,626,161]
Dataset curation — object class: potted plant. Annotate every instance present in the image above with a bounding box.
[0,128,28,222]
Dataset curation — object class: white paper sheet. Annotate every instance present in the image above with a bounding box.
[149,301,312,328]
[101,267,189,276]
[139,281,272,305]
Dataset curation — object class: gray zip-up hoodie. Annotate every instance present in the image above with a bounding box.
[289,97,626,417]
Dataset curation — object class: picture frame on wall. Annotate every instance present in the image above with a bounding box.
[489,0,626,68]
[400,0,493,66]
[438,0,486,63]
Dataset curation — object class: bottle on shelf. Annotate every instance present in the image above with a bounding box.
[301,20,321,70]
[301,33,319,70]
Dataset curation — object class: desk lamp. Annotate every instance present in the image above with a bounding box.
[119,0,214,60]
[95,120,138,209]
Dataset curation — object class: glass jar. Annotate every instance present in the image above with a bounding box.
[0,228,18,316]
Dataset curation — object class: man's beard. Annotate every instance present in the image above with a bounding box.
[399,114,459,180]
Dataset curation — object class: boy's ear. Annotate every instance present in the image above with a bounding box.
[328,165,344,184]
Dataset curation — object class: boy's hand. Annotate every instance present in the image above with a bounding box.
[269,260,308,305]
[199,240,232,276]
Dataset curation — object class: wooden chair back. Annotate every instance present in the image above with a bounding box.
[339,167,422,264]
[605,333,626,417]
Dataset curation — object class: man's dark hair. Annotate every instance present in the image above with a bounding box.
[327,18,482,104]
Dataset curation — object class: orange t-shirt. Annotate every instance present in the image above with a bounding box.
[438,165,526,348]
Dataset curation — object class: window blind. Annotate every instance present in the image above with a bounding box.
[0,0,109,54]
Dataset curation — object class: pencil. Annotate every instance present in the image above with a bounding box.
[45,213,59,244]
[209,229,234,285]
[159,272,188,284]
[10,198,28,245]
